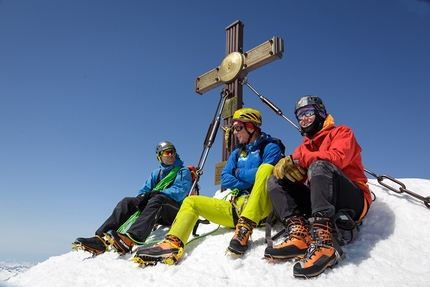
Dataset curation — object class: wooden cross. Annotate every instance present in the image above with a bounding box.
[194,20,284,184]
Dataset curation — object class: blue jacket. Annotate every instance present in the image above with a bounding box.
[221,132,282,190]
[136,154,192,204]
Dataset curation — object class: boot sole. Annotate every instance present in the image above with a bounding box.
[133,254,178,266]
[293,257,337,279]
[226,247,245,257]
[263,254,303,262]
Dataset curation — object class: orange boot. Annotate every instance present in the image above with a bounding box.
[264,216,310,260]
[293,218,338,278]
[134,235,184,265]
[227,217,256,256]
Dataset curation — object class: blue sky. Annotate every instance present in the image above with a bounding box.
[1,0,429,263]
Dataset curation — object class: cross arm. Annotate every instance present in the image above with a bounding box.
[195,36,284,95]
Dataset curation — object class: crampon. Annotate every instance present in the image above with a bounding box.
[132,253,180,267]
[72,241,103,257]
[225,247,245,258]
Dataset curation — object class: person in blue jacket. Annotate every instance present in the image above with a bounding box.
[133,108,283,265]
[73,141,192,256]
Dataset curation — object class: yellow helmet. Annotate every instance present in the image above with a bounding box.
[232,108,262,127]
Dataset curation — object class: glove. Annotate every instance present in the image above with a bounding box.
[132,194,149,210]
[273,156,307,182]
[285,165,307,182]
[273,156,294,179]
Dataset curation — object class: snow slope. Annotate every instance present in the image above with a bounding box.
[2,178,430,287]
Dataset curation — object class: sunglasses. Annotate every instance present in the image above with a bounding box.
[160,150,176,157]
[297,110,316,120]
[232,125,245,132]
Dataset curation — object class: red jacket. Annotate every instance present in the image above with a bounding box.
[293,114,372,206]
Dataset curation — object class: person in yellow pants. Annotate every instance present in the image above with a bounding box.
[133,108,283,265]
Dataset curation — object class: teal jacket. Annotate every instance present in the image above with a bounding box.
[137,154,192,204]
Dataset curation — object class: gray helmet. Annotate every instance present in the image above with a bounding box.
[155,141,176,156]
[295,96,327,137]
[294,95,326,116]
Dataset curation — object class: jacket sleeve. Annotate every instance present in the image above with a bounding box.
[159,167,193,203]
[295,126,361,170]
[221,149,253,190]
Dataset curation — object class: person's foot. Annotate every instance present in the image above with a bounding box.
[106,230,135,255]
[73,235,109,255]
[133,235,184,266]
[264,216,310,260]
[293,218,337,278]
[227,217,256,256]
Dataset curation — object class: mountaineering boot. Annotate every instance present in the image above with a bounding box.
[227,217,256,256]
[264,216,310,260]
[133,235,184,266]
[293,218,338,278]
[73,235,109,255]
[106,230,135,255]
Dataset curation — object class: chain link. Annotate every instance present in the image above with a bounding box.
[365,168,430,209]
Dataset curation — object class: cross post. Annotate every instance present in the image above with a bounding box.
[194,20,284,185]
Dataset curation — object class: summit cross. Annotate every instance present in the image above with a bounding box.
[194,20,283,183]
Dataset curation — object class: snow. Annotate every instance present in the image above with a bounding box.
[2,178,430,287]
[0,262,34,282]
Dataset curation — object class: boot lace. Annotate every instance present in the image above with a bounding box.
[286,217,309,241]
[234,224,251,242]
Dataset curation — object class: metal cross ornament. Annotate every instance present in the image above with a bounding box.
[194,20,283,184]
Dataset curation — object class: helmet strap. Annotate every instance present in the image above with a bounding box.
[245,126,262,145]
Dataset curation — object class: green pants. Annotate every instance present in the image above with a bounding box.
[169,163,274,246]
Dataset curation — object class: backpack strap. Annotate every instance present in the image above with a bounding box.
[259,140,270,158]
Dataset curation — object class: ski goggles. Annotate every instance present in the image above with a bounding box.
[232,124,245,132]
[159,149,176,157]
[296,109,316,121]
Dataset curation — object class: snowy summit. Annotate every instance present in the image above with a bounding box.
[2,178,430,287]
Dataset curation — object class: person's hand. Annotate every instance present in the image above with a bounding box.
[273,156,306,182]
[234,168,239,178]
[132,193,149,210]
[273,156,295,179]
[133,191,161,210]
[285,165,307,182]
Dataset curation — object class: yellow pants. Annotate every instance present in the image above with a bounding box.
[169,164,274,246]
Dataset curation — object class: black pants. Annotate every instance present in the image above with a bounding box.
[95,193,180,242]
[268,160,364,222]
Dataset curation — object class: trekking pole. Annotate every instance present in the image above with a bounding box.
[240,77,302,134]
[188,88,231,196]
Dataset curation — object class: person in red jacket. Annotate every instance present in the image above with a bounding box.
[264,95,371,278]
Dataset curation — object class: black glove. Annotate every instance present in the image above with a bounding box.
[132,191,160,210]
[132,194,149,210]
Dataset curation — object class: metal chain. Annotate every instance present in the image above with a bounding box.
[240,79,430,210]
[365,168,430,209]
